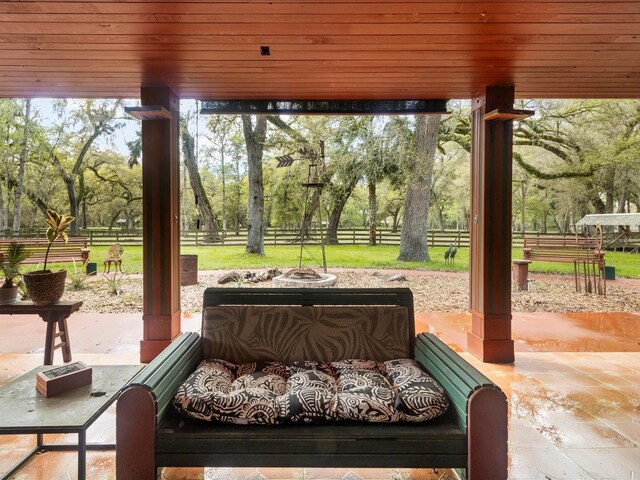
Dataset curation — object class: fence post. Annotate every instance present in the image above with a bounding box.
[353,229,356,245]
[431,231,434,247]
[378,230,382,245]
[274,230,277,246]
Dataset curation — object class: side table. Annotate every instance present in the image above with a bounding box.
[0,364,141,480]
[0,300,82,365]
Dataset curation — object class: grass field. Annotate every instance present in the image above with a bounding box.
[64,244,640,278]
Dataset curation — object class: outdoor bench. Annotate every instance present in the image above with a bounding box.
[116,287,507,480]
[0,237,89,266]
[523,235,604,265]
[521,235,605,293]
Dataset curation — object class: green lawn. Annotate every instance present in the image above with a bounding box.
[70,244,640,278]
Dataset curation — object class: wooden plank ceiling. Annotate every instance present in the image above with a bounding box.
[1,1,640,100]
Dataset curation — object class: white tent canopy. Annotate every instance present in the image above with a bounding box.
[576,213,640,227]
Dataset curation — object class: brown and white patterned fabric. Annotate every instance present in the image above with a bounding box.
[384,359,450,422]
[201,305,413,363]
[173,358,449,424]
[334,362,401,422]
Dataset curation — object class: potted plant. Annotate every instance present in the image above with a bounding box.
[0,242,31,304]
[23,209,75,305]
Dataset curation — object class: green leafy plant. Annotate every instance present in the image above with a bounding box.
[102,272,124,295]
[42,209,75,271]
[67,259,90,291]
[1,242,31,288]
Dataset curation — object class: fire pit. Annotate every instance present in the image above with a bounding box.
[272,268,337,287]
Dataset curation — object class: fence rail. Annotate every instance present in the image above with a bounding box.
[0,228,583,249]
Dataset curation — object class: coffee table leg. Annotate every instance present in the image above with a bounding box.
[78,429,86,480]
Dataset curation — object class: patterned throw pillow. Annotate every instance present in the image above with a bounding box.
[384,359,450,422]
[172,358,448,424]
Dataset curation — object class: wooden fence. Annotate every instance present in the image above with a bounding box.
[0,228,558,248]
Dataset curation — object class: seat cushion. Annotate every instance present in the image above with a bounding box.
[173,358,449,424]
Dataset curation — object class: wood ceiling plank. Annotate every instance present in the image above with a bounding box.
[3,59,640,69]
[4,12,640,23]
[4,50,640,62]
[2,22,640,36]
[3,74,638,84]
[2,34,639,45]
[6,42,640,53]
[3,2,640,16]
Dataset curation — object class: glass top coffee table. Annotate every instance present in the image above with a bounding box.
[0,364,142,480]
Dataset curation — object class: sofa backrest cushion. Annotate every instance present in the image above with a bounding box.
[202,305,412,363]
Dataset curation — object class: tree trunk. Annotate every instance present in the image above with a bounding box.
[181,164,189,231]
[325,179,359,245]
[242,115,267,255]
[368,180,377,246]
[520,182,527,232]
[181,122,221,241]
[53,131,105,235]
[431,191,445,232]
[79,172,87,229]
[0,176,4,234]
[397,114,441,262]
[234,155,241,235]
[66,178,79,229]
[391,209,401,232]
[12,99,30,235]
[221,144,227,232]
[617,182,627,213]
[580,177,605,214]
[325,209,341,245]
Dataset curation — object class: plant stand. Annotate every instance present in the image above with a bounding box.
[0,300,82,365]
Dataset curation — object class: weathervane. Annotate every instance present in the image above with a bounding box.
[275,141,327,274]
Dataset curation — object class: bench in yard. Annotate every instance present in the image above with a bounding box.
[0,237,90,266]
[520,235,605,294]
[116,287,508,480]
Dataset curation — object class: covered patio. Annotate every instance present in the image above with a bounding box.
[1,1,639,478]
[2,1,639,364]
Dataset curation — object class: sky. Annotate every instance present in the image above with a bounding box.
[29,98,205,157]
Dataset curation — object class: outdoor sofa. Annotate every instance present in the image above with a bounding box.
[116,287,507,480]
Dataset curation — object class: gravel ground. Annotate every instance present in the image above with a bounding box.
[63,269,640,314]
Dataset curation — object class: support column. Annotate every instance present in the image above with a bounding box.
[467,86,518,363]
[139,87,181,363]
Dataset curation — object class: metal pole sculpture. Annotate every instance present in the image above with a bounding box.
[276,141,327,277]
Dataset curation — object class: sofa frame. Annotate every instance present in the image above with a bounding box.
[116,287,507,480]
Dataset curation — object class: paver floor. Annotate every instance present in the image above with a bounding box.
[0,308,638,479]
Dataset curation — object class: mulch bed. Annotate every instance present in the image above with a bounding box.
[63,269,640,314]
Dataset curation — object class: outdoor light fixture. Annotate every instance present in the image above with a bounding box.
[260,46,271,56]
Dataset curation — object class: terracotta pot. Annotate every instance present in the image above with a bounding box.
[0,285,20,305]
[23,270,67,306]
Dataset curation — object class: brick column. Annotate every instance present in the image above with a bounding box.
[139,87,181,363]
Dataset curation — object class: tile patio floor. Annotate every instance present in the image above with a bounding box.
[0,308,638,479]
